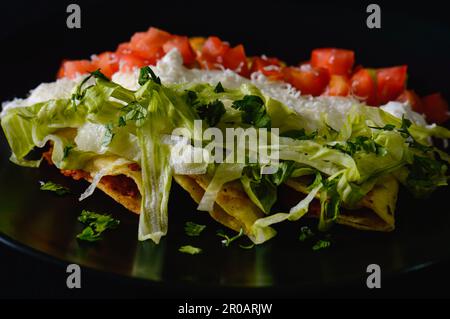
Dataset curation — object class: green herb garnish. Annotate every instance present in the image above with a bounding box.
[39,181,71,196]
[312,239,331,251]
[119,101,148,127]
[299,226,315,242]
[184,221,206,237]
[214,82,225,93]
[196,100,226,126]
[232,95,271,128]
[280,129,318,140]
[179,245,202,255]
[76,210,120,242]
[101,123,115,146]
[327,136,386,156]
[217,228,244,247]
[369,124,396,131]
[138,66,161,85]
[63,145,74,160]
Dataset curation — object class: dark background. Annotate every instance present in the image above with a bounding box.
[0,0,449,299]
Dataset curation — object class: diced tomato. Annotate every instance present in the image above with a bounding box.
[189,37,206,53]
[201,36,230,64]
[163,35,196,65]
[223,44,249,76]
[283,65,330,96]
[311,48,355,76]
[116,42,132,55]
[91,52,119,78]
[129,27,172,63]
[397,90,424,114]
[421,93,449,124]
[376,66,408,105]
[250,56,284,80]
[350,68,377,105]
[118,54,148,72]
[57,60,97,79]
[327,75,351,96]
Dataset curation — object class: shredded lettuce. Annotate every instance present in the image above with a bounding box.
[2,67,450,246]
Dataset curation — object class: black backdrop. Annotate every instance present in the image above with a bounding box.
[0,0,450,298]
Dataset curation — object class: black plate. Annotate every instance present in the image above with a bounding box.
[1,1,449,289]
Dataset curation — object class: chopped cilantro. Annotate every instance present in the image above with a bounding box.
[217,228,244,247]
[101,123,115,146]
[76,210,120,242]
[232,95,271,128]
[298,226,315,242]
[138,66,161,85]
[312,239,331,251]
[39,181,71,196]
[179,245,202,255]
[214,82,225,93]
[184,221,206,237]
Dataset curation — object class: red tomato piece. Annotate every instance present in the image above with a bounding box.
[327,75,351,96]
[311,48,355,76]
[129,27,172,63]
[283,65,330,96]
[421,93,449,124]
[116,42,132,55]
[397,90,424,114]
[163,35,196,65]
[350,68,377,105]
[91,52,119,78]
[223,44,249,76]
[376,65,408,105]
[57,60,97,79]
[118,54,148,72]
[201,36,230,63]
[250,56,284,80]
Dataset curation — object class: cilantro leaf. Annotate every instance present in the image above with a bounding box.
[312,239,331,251]
[232,95,271,128]
[179,245,202,255]
[280,129,318,140]
[406,154,448,198]
[63,145,74,160]
[319,178,341,231]
[90,69,110,81]
[184,222,206,237]
[327,136,386,156]
[138,66,161,85]
[39,181,71,196]
[217,228,244,247]
[76,226,101,242]
[101,124,115,146]
[271,161,296,186]
[196,100,226,126]
[214,82,225,93]
[119,101,148,127]
[76,210,120,242]
[369,124,396,131]
[299,226,315,242]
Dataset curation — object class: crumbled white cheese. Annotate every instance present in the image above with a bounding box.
[1,49,430,131]
[1,77,82,117]
[380,101,427,126]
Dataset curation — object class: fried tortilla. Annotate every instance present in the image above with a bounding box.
[284,174,398,231]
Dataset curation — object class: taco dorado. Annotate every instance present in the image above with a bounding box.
[1,27,450,244]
